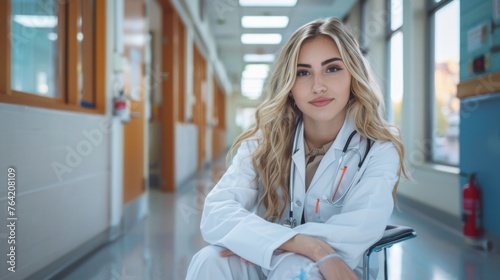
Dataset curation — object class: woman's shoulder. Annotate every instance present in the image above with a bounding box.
[368,138,399,163]
[371,137,396,149]
[235,130,263,153]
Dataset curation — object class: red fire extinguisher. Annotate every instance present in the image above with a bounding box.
[462,173,483,238]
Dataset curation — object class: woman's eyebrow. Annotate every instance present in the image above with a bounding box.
[297,57,343,68]
[321,57,342,66]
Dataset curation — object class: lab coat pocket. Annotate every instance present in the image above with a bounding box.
[318,200,342,222]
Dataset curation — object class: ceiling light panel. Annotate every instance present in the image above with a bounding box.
[241,34,282,44]
[239,0,297,7]
[244,64,270,72]
[241,16,289,28]
[243,69,269,79]
[241,78,265,99]
[242,91,263,99]
[242,77,265,88]
[244,54,275,63]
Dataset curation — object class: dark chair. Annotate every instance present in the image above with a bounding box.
[362,225,417,280]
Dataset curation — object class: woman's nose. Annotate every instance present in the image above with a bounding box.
[312,77,327,94]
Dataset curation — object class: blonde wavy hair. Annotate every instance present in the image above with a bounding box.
[229,17,409,222]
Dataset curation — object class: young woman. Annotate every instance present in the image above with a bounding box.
[186,17,408,280]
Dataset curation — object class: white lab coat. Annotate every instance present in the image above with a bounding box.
[194,114,399,278]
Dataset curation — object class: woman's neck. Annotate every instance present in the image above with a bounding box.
[303,112,346,149]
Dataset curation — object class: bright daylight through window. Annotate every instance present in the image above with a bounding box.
[431,0,460,166]
[388,0,403,127]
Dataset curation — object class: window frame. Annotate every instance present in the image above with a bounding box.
[426,0,460,166]
[0,0,106,114]
[385,0,403,124]
[359,0,368,55]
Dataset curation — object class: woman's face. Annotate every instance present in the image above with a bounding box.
[290,35,352,126]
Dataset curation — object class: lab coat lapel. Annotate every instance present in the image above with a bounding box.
[291,122,306,188]
[331,113,360,152]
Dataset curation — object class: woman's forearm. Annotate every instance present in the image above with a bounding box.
[278,234,334,261]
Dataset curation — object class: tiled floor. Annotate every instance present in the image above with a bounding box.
[58,158,500,280]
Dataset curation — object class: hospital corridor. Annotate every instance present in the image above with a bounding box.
[1,0,500,280]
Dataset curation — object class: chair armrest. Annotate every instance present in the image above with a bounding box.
[367,225,417,255]
[363,225,417,280]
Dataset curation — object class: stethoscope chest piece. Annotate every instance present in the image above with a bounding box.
[282,217,297,229]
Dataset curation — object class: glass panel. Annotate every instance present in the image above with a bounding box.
[391,0,403,31]
[431,0,460,165]
[11,0,59,98]
[390,30,403,127]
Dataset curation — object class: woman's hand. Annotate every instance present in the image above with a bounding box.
[278,234,357,280]
[219,249,255,266]
[316,256,358,280]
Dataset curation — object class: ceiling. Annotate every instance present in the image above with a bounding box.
[204,0,357,94]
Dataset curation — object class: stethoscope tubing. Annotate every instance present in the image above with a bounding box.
[325,147,362,206]
[285,117,303,227]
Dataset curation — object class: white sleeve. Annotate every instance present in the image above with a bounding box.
[200,140,297,269]
[292,142,399,268]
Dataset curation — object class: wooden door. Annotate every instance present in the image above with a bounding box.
[123,0,146,203]
[193,45,207,171]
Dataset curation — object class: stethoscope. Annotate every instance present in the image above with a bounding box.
[282,118,373,228]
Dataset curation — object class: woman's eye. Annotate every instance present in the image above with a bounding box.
[296,70,309,76]
[327,66,342,73]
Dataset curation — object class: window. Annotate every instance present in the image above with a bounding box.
[428,0,460,165]
[0,0,105,113]
[11,2,61,98]
[386,0,403,126]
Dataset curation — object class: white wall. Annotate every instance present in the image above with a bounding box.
[0,105,111,279]
[175,124,198,186]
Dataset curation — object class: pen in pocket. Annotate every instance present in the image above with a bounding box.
[331,166,347,201]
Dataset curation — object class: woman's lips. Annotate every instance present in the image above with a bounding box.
[309,97,333,107]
